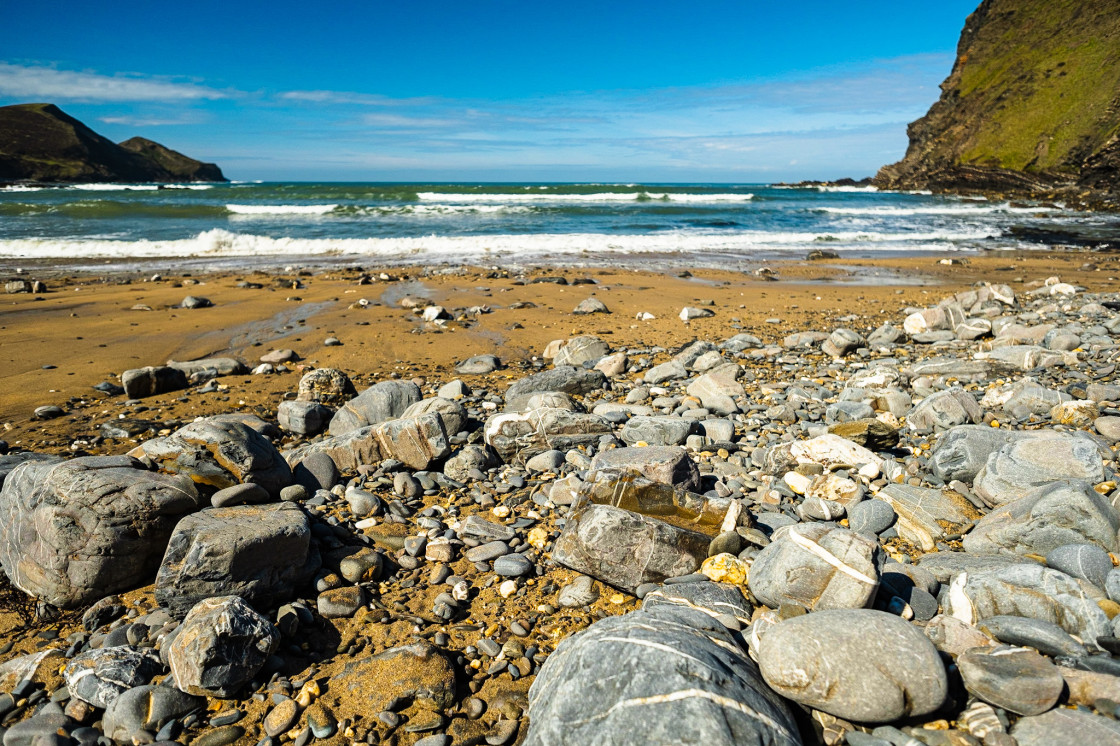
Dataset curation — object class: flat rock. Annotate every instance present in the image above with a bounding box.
[958,645,1063,715]
[553,336,608,367]
[907,387,982,431]
[328,380,421,436]
[504,366,606,411]
[1011,706,1120,746]
[589,445,701,490]
[974,433,1106,506]
[977,615,1088,658]
[619,416,695,446]
[485,408,610,464]
[878,484,982,552]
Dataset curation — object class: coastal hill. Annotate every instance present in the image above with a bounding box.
[0,103,225,183]
[875,0,1119,200]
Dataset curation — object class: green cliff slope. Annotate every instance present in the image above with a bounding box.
[875,0,1120,198]
[0,103,225,183]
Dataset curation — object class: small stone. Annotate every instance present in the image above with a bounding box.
[958,645,1064,716]
[700,553,748,584]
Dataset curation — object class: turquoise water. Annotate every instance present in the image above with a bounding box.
[0,182,1109,269]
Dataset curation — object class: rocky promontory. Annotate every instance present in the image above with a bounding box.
[876,0,1119,207]
[0,103,225,184]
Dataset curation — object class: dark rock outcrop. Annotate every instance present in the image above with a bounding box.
[0,103,225,184]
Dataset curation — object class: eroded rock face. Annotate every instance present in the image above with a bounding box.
[155,502,320,618]
[0,455,201,608]
[167,596,279,697]
[757,609,948,723]
[526,583,799,746]
[131,418,293,499]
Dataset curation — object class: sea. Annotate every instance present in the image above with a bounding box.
[0,182,1114,271]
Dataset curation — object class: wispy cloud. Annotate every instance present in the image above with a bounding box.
[0,63,231,102]
[99,114,199,127]
[278,90,437,106]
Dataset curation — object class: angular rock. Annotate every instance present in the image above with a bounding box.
[277,400,332,436]
[131,418,293,499]
[964,480,1120,557]
[64,646,162,708]
[553,336,608,367]
[589,445,701,491]
[828,419,900,451]
[374,412,450,470]
[526,583,799,746]
[748,524,881,611]
[552,503,710,593]
[155,502,319,618]
[767,433,884,479]
[958,645,1063,716]
[878,484,982,552]
[0,455,201,608]
[328,380,421,436]
[167,596,280,697]
[283,426,382,474]
[401,397,468,437]
[686,363,743,415]
[821,328,865,358]
[757,609,947,723]
[643,360,687,384]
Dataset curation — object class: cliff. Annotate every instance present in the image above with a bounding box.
[875,0,1120,204]
[0,103,225,184]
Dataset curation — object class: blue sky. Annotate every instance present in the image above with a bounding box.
[0,1,979,181]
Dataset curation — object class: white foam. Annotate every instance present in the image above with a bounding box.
[0,185,44,192]
[0,227,998,261]
[814,185,880,193]
[67,184,162,191]
[226,204,338,215]
[352,204,534,216]
[415,191,753,203]
[163,184,215,190]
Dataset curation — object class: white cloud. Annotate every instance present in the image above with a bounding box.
[279,90,437,106]
[0,63,230,102]
[99,115,196,127]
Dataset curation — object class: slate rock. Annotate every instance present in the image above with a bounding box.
[328,380,421,436]
[283,427,381,474]
[644,360,687,384]
[552,503,710,593]
[296,368,356,405]
[64,646,162,708]
[155,502,320,618]
[757,609,947,722]
[748,524,881,611]
[589,445,701,491]
[168,596,279,697]
[0,455,201,608]
[504,366,606,411]
[102,684,204,743]
[526,583,799,746]
[821,328,864,357]
[686,363,744,415]
[929,426,1035,483]
[132,418,293,499]
[974,434,1106,506]
[3,712,78,746]
[401,397,469,437]
[0,452,59,490]
[958,645,1063,716]
[963,480,1120,557]
[828,419,900,451]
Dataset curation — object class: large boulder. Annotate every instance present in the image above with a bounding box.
[283,426,381,473]
[685,363,744,415]
[374,412,451,470]
[974,433,1106,506]
[748,524,881,611]
[400,396,468,437]
[0,455,201,608]
[296,368,356,405]
[121,366,189,400]
[485,408,611,464]
[929,426,1035,483]
[757,609,947,723]
[155,503,320,618]
[553,336,609,367]
[166,596,279,697]
[526,584,799,746]
[131,418,292,499]
[328,380,421,436]
[552,504,710,593]
[906,387,982,431]
[963,480,1120,557]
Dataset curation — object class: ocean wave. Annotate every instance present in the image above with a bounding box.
[345,204,535,216]
[67,184,162,191]
[0,227,999,261]
[415,191,754,203]
[226,204,339,215]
